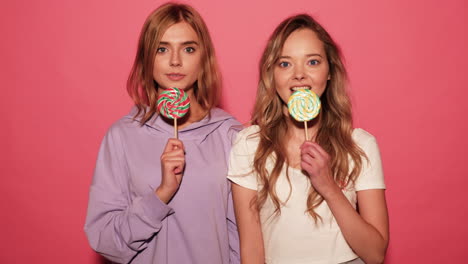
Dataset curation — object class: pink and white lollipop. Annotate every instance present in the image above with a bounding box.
[157,87,190,138]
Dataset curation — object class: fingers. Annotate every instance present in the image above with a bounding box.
[300,141,336,196]
[163,138,185,153]
[157,138,186,202]
[300,141,329,163]
[161,138,186,174]
[300,159,314,174]
[311,142,329,159]
[161,148,185,159]
[161,138,185,163]
[300,141,330,174]
[164,159,185,174]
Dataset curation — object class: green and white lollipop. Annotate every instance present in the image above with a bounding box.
[287,89,321,140]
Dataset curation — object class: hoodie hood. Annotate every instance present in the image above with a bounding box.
[125,106,237,141]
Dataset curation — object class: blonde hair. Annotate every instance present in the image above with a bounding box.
[252,14,366,222]
[127,3,221,124]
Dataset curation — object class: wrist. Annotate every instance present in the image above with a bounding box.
[155,186,175,204]
[320,184,342,201]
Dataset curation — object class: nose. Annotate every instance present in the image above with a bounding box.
[293,65,305,81]
[170,51,181,67]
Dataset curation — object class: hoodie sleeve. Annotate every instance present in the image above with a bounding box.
[84,123,173,263]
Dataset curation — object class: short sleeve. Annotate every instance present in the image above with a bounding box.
[227,127,259,191]
[354,130,386,191]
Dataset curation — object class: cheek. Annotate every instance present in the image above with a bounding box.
[194,57,203,72]
[312,69,329,84]
[322,64,330,82]
[152,67,159,82]
[273,70,285,87]
[186,56,202,74]
[319,73,329,85]
[153,64,163,79]
[153,58,164,74]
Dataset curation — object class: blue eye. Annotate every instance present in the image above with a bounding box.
[279,61,290,68]
[185,47,195,53]
[308,59,319,66]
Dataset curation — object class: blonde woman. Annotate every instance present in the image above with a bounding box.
[85,3,240,263]
[228,14,388,264]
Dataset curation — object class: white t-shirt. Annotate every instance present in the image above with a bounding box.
[227,125,385,264]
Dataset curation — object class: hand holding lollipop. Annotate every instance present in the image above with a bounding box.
[157,87,190,138]
[288,89,321,141]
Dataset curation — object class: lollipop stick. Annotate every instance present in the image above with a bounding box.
[304,121,309,141]
[174,118,178,139]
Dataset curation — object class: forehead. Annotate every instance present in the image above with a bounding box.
[281,28,325,55]
[160,22,199,42]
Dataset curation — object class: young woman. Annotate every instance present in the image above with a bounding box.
[85,3,240,263]
[228,14,389,264]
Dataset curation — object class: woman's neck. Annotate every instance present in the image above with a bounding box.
[178,89,209,129]
[283,106,320,142]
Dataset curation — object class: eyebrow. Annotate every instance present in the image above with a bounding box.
[159,41,199,45]
[278,53,324,59]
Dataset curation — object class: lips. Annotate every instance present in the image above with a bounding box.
[166,73,186,81]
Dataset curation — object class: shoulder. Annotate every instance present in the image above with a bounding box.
[209,108,243,136]
[352,128,378,150]
[107,114,139,135]
[100,111,145,146]
[352,128,376,143]
[228,126,260,183]
[352,128,383,172]
[231,125,260,153]
[352,128,386,190]
[235,125,260,141]
[210,108,241,125]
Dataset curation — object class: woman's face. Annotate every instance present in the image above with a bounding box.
[153,22,202,92]
[274,28,330,107]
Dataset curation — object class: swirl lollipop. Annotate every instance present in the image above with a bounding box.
[288,89,321,141]
[157,87,190,138]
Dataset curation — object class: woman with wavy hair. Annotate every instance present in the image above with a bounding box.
[85,3,240,263]
[228,14,388,264]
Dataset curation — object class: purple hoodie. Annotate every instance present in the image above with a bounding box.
[85,107,241,264]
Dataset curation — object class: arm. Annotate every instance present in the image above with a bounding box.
[322,188,388,264]
[231,183,265,264]
[225,123,243,264]
[300,140,389,264]
[84,126,175,263]
[227,183,241,264]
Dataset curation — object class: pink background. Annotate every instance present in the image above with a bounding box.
[1,0,467,263]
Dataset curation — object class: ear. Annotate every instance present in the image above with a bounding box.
[327,73,331,80]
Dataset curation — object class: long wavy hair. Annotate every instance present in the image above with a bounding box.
[252,14,366,222]
[127,3,221,124]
